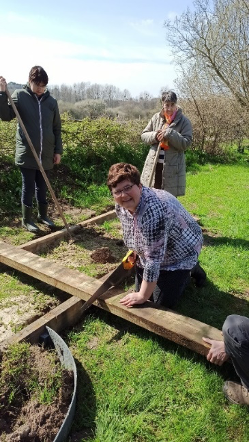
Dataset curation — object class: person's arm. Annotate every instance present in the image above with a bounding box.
[120,280,157,307]
[161,117,192,152]
[0,77,16,121]
[141,114,161,145]
[120,199,171,308]
[202,337,229,366]
[53,101,63,155]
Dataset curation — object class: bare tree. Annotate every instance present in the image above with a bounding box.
[164,0,249,108]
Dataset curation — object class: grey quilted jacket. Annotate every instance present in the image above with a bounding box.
[141,107,192,196]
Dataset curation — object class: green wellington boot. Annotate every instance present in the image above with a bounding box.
[37,202,55,229]
[22,204,40,234]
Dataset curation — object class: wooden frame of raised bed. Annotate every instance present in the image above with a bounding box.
[0,210,222,355]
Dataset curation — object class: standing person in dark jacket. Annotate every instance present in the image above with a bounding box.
[0,66,62,233]
[141,91,192,197]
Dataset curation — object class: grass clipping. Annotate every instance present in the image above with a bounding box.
[0,342,74,442]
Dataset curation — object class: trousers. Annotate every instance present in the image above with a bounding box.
[20,167,48,207]
[223,314,249,390]
[135,266,191,309]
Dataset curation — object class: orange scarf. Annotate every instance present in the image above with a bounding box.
[159,110,177,150]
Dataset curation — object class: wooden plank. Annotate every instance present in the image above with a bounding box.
[0,241,222,355]
[20,209,116,254]
[0,240,104,298]
[5,288,120,347]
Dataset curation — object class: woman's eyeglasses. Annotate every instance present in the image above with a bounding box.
[112,184,135,197]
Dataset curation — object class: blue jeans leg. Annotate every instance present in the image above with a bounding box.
[223,314,249,390]
[20,168,48,207]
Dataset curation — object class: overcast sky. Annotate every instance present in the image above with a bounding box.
[1,0,194,97]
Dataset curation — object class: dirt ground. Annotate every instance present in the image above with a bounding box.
[0,215,127,441]
[0,210,127,348]
[0,292,60,347]
[0,344,74,442]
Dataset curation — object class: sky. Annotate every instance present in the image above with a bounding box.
[1,0,194,98]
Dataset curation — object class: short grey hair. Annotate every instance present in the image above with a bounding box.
[161,90,177,103]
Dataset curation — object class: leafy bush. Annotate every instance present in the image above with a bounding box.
[61,115,148,185]
[0,120,16,152]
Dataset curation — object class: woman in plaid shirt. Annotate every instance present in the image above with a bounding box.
[107,163,206,309]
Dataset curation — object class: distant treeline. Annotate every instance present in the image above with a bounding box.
[7,80,161,120]
[6,81,249,154]
[7,81,159,105]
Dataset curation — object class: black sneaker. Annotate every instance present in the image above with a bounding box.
[191,262,207,287]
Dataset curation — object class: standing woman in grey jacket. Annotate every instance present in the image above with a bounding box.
[141,91,192,197]
[0,66,62,233]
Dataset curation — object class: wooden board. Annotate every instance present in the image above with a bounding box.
[20,209,116,254]
[0,240,222,355]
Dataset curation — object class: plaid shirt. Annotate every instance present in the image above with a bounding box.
[116,186,203,282]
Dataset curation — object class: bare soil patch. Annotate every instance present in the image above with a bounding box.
[0,220,131,348]
[42,223,127,279]
[0,343,74,442]
[90,246,116,263]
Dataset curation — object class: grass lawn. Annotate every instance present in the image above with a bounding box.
[65,161,249,442]
[0,158,248,441]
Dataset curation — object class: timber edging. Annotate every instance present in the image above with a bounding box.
[19,209,117,254]
[0,240,222,356]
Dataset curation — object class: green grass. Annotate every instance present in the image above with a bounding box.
[176,162,249,326]
[0,148,249,441]
[63,159,249,442]
[67,313,249,442]
[59,184,113,214]
[180,163,249,238]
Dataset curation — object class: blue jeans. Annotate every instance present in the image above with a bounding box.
[20,167,48,207]
[223,315,249,390]
[135,266,191,309]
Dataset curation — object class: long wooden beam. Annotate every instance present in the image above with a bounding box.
[0,241,222,355]
[20,209,116,254]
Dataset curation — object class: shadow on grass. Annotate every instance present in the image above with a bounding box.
[177,278,249,330]
[203,232,249,249]
[67,356,96,443]
[83,307,239,388]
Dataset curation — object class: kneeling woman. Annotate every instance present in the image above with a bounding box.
[107,163,205,309]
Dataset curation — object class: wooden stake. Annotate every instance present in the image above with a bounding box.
[148,144,161,187]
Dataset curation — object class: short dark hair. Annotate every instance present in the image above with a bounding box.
[29,66,48,85]
[161,90,177,103]
[107,163,140,190]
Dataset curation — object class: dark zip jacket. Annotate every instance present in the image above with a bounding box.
[0,84,62,170]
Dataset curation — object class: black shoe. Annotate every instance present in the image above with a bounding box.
[191,262,206,287]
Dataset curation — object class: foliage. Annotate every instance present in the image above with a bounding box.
[60,115,148,186]
[0,120,16,151]
[165,0,249,109]
[0,113,248,220]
